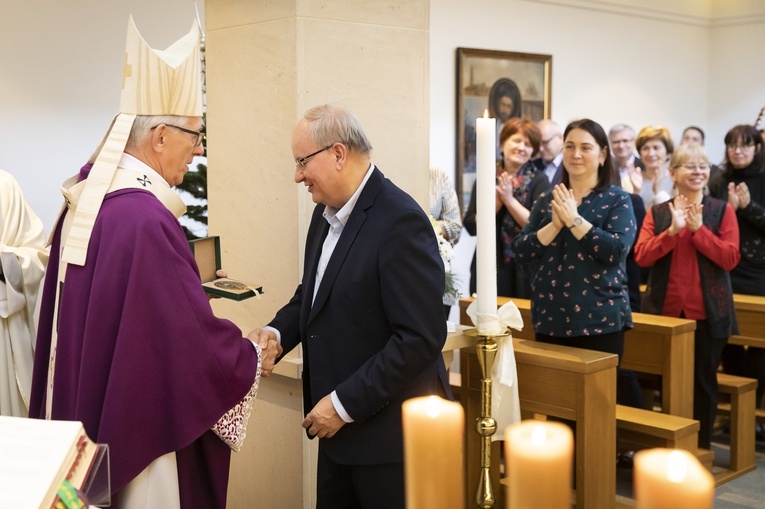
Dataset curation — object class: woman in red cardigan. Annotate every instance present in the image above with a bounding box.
[634,142,740,449]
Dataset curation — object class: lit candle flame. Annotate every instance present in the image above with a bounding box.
[667,450,688,483]
[425,395,442,419]
[483,109,489,119]
[531,425,547,445]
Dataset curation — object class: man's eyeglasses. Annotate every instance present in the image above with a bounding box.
[151,124,205,146]
[295,144,335,168]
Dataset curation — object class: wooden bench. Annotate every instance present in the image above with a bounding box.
[446,329,618,509]
[460,296,697,418]
[715,372,757,482]
[616,404,699,453]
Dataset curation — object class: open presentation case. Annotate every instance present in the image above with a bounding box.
[189,236,262,301]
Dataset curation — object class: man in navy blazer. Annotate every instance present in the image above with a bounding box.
[256,105,451,508]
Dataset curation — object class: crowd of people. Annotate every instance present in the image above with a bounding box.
[463,113,765,452]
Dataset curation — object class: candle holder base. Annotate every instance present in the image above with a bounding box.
[464,328,511,509]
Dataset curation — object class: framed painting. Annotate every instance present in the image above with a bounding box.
[456,48,552,209]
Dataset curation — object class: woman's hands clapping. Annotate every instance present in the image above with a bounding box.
[550,184,578,228]
[668,195,703,235]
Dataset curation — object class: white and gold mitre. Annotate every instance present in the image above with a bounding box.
[61,16,201,267]
[120,15,203,116]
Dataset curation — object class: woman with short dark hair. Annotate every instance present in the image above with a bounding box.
[709,124,765,430]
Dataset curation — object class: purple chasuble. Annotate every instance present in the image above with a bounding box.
[29,164,260,509]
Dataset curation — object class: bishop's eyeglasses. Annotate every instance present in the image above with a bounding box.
[151,124,205,146]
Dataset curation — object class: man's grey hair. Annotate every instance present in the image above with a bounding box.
[303,105,373,154]
[609,124,636,139]
[127,115,186,150]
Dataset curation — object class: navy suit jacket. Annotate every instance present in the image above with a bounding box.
[270,167,451,465]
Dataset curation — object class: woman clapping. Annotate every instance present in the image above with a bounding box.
[635,143,740,449]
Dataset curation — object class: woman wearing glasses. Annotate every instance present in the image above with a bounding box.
[635,143,740,449]
[709,125,765,437]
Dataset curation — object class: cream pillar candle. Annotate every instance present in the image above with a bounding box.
[634,448,714,509]
[402,395,464,509]
[475,111,498,326]
[505,420,573,509]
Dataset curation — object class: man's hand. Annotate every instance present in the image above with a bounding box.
[247,328,281,377]
[302,395,346,439]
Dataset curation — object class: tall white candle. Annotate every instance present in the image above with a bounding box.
[476,111,498,325]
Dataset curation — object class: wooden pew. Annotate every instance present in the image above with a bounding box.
[715,373,757,483]
[445,328,618,509]
[615,404,699,453]
[459,297,696,418]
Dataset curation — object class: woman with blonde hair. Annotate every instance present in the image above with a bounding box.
[625,126,674,209]
[635,142,740,449]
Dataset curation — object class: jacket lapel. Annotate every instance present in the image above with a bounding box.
[307,167,383,323]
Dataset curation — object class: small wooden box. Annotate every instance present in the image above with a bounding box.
[189,236,262,301]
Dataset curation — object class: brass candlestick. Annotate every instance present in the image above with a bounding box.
[466,328,510,508]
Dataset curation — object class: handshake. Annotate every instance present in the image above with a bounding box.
[247,328,282,378]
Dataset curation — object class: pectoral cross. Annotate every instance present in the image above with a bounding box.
[122,53,132,89]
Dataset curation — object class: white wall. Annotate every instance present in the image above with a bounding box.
[0,0,204,231]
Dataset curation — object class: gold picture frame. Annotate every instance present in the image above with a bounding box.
[456,48,552,209]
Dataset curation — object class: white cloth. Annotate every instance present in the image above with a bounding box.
[638,170,674,209]
[0,170,48,417]
[118,452,181,509]
[465,300,523,441]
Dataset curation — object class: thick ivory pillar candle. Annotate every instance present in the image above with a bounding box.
[505,420,573,509]
[402,396,464,509]
[634,449,714,509]
[475,111,498,326]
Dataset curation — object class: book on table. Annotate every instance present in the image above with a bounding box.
[0,416,108,509]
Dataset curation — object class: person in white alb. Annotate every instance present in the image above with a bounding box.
[0,170,48,417]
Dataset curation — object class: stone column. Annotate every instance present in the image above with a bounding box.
[204,2,429,507]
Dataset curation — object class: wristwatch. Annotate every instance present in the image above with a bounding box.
[569,216,583,229]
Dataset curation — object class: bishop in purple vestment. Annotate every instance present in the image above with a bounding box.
[28,115,279,508]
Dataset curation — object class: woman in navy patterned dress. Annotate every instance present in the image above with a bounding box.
[513,118,636,360]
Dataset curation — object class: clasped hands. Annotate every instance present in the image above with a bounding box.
[668,195,703,235]
[549,184,579,229]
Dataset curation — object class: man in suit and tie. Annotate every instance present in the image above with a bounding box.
[256,104,451,509]
[536,119,564,185]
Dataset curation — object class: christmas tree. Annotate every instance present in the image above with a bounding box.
[175,121,208,239]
